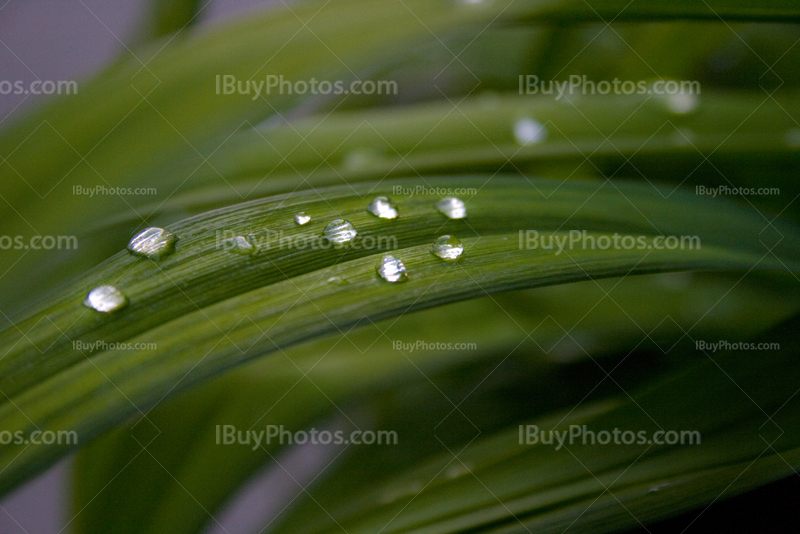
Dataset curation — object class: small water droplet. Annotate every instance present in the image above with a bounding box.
[435,197,467,219]
[514,118,548,145]
[327,276,348,286]
[295,212,311,225]
[84,285,128,313]
[432,235,464,261]
[367,196,398,219]
[377,255,408,283]
[322,219,358,246]
[226,236,256,255]
[665,92,698,114]
[128,228,178,260]
[648,482,670,493]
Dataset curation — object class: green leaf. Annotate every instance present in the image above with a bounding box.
[1,175,799,496]
[70,272,798,534]
[268,316,800,534]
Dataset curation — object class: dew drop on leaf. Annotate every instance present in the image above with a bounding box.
[367,196,398,219]
[127,227,178,260]
[322,219,358,245]
[294,212,311,225]
[432,235,464,260]
[226,236,256,255]
[377,255,408,283]
[83,285,128,313]
[436,197,467,219]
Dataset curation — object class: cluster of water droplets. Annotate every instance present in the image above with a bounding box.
[85,227,180,312]
[84,192,477,310]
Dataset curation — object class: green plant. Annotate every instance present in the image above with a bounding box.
[1,1,799,532]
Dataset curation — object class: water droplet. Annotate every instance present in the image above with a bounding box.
[294,212,311,225]
[514,118,548,145]
[665,92,698,114]
[327,276,348,286]
[648,482,670,493]
[377,255,408,283]
[226,236,256,255]
[432,235,464,261]
[367,196,398,219]
[84,285,128,313]
[128,227,178,260]
[435,197,467,219]
[322,219,358,246]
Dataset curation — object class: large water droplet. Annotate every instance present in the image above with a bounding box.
[432,235,464,260]
[322,219,358,245]
[377,255,408,283]
[435,197,467,219]
[367,196,398,219]
[294,212,311,226]
[665,92,698,114]
[226,235,256,255]
[514,118,547,145]
[128,227,178,260]
[84,285,128,313]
